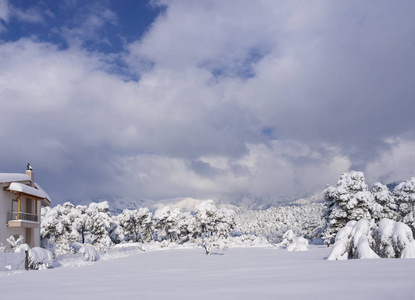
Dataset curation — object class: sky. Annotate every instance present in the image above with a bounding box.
[1,0,415,205]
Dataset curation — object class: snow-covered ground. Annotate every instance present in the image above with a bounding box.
[1,245,414,300]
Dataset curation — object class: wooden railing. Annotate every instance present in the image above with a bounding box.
[7,212,38,222]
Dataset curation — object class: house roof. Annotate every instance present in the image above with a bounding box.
[8,182,46,198]
[6,182,51,206]
[0,173,52,206]
[0,173,31,184]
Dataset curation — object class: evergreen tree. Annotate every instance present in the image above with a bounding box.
[394,177,415,235]
[371,182,398,222]
[153,206,183,243]
[87,202,117,248]
[322,171,374,245]
[117,208,153,243]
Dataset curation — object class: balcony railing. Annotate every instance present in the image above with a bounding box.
[7,212,38,222]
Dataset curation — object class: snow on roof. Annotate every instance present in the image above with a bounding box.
[0,173,31,184]
[34,183,52,204]
[0,173,52,205]
[7,182,48,200]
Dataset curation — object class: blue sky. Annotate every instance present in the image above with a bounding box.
[1,1,162,52]
[1,0,415,205]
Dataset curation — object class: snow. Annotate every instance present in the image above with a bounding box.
[1,245,414,299]
[7,182,47,199]
[327,239,348,260]
[401,241,415,258]
[0,173,31,183]
[355,235,379,259]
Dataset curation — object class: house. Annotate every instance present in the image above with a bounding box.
[0,167,51,248]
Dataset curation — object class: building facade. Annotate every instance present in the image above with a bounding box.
[0,168,51,248]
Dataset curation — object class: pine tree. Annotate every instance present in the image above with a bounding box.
[322,171,374,245]
[371,182,398,222]
[394,177,415,235]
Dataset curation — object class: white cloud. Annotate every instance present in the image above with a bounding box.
[59,5,117,48]
[0,0,9,21]
[365,138,415,185]
[11,6,47,23]
[0,0,9,33]
[110,140,350,200]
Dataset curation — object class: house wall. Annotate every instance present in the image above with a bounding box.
[0,182,42,249]
[34,200,41,247]
[0,182,16,249]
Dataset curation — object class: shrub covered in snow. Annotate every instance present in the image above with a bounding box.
[328,218,415,260]
[79,244,100,261]
[16,244,54,269]
[372,218,414,258]
[280,230,309,251]
[327,219,379,260]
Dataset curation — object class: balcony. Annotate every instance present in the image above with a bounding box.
[7,212,39,228]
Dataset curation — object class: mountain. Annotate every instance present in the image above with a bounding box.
[209,192,323,210]
[70,191,324,214]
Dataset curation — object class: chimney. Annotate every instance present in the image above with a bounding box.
[25,165,34,185]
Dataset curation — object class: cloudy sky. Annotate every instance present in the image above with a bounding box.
[1,0,415,205]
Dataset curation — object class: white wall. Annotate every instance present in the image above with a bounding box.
[0,183,15,249]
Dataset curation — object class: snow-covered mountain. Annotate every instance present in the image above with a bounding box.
[71,191,323,214]
[210,192,323,210]
[74,195,156,214]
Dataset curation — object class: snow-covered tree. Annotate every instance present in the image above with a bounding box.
[41,202,79,253]
[327,219,379,260]
[72,205,93,244]
[393,177,415,235]
[372,218,414,258]
[215,208,236,239]
[280,230,309,251]
[194,200,235,254]
[234,203,323,243]
[117,207,153,243]
[322,171,375,245]
[87,202,118,249]
[153,206,182,243]
[328,218,415,260]
[6,235,24,250]
[194,200,218,241]
[371,182,398,222]
[136,207,154,243]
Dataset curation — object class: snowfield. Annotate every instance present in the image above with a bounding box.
[1,245,414,300]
